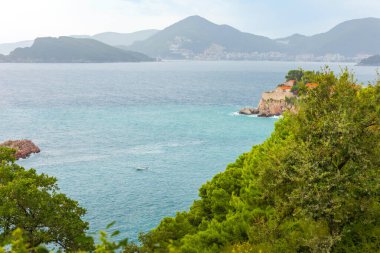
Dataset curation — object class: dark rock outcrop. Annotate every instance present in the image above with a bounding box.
[0,140,40,159]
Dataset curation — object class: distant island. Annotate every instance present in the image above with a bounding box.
[1,16,380,62]
[0,37,154,63]
[358,54,380,66]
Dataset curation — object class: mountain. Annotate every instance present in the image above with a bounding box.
[0,40,33,55]
[2,16,380,61]
[128,15,284,59]
[0,36,154,63]
[281,17,380,57]
[127,16,380,60]
[358,54,380,66]
[0,30,158,56]
[71,29,159,47]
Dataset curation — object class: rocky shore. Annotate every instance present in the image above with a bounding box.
[239,81,297,117]
[0,140,40,159]
[239,92,295,117]
[239,107,259,115]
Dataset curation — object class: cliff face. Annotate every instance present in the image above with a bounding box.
[257,91,295,116]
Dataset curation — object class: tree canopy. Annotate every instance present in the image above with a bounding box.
[285,69,304,82]
[0,148,94,251]
[134,69,380,252]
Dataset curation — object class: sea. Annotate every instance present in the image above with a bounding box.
[0,61,377,241]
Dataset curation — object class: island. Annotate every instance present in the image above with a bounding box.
[0,140,40,159]
[0,36,154,63]
[357,54,380,66]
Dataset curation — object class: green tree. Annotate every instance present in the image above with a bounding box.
[285,69,304,81]
[0,226,139,253]
[257,70,380,252]
[301,70,317,83]
[0,148,94,251]
[94,222,138,253]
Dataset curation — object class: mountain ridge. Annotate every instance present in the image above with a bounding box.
[0,30,159,55]
[126,16,380,60]
[71,29,159,47]
[128,15,284,59]
[1,16,380,61]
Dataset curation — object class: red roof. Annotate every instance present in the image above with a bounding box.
[279,85,292,90]
[306,83,319,88]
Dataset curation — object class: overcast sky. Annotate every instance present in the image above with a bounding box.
[1,0,380,43]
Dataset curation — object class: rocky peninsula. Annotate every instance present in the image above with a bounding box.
[240,80,297,117]
[0,140,40,159]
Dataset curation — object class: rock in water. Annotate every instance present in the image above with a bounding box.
[0,140,40,159]
[239,107,259,115]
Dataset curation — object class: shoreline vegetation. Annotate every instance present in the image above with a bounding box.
[0,68,379,252]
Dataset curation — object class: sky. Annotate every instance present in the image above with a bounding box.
[1,0,380,43]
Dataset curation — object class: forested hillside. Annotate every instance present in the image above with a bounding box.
[1,69,379,252]
[134,69,380,252]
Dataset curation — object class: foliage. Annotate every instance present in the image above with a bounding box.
[0,227,138,253]
[0,148,94,251]
[94,222,138,253]
[0,228,51,253]
[132,69,380,252]
[286,69,319,96]
[0,148,16,164]
[290,84,299,93]
[285,69,304,82]
[1,69,379,252]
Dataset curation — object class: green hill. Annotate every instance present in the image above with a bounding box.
[279,17,380,57]
[128,16,380,59]
[128,15,283,59]
[130,69,380,252]
[0,36,154,63]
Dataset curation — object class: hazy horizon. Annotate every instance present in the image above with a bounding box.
[1,0,380,43]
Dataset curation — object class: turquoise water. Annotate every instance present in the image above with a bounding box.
[0,61,377,240]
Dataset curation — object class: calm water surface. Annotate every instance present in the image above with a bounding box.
[0,61,377,240]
